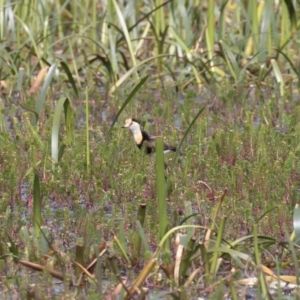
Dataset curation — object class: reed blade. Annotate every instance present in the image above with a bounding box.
[33,172,41,238]
[35,63,57,125]
[155,137,168,248]
[51,97,72,164]
[106,75,149,140]
[170,105,206,174]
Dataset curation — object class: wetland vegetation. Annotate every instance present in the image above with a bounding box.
[1,0,300,299]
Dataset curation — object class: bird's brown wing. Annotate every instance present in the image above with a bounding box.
[145,139,156,154]
[141,131,155,154]
[142,130,176,154]
[164,144,176,152]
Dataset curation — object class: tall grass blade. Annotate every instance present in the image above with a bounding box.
[207,0,215,65]
[209,216,226,276]
[199,242,210,286]
[118,218,126,250]
[255,206,278,224]
[136,220,150,253]
[0,98,5,131]
[16,67,25,91]
[179,213,200,226]
[154,0,165,40]
[207,247,253,263]
[286,229,300,286]
[184,201,194,239]
[153,0,166,72]
[157,225,207,256]
[170,105,206,173]
[284,0,297,32]
[108,56,166,94]
[23,117,43,148]
[13,14,44,68]
[38,227,50,255]
[106,75,149,140]
[0,230,4,257]
[75,243,85,276]
[229,279,238,300]
[64,99,73,146]
[155,137,168,249]
[125,0,171,34]
[293,204,300,246]
[113,235,131,265]
[179,237,196,285]
[18,102,39,124]
[0,0,4,41]
[279,18,300,50]
[205,189,227,249]
[219,40,240,82]
[270,59,284,96]
[96,247,103,296]
[60,61,79,97]
[132,204,147,263]
[280,1,289,50]
[85,78,90,170]
[251,0,259,56]
[184,267,202,289]
[170,27,204,83]
[126,258,157,299]
[108,256,129,293]
[30,226,50,256]
[35,63,57,125]
[155,24,169,73]
[218,0,229,41]
[51,97,71,164]
[112,0,137,68]
[274,48,299,77]
[33,172,41,238]
[253,224,269,299]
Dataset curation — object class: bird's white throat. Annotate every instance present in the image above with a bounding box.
[129,122,143,144]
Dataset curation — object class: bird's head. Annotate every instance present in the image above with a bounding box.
[122,118,141,131]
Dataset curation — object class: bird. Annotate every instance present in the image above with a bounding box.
[122,118,176,155]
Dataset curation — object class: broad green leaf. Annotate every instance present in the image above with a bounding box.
[35,63,57,125]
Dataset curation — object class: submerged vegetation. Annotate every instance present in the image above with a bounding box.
[1,0,300,299]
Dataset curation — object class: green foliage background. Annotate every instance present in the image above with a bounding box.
[1,0,300,298]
